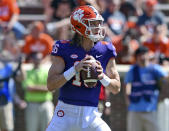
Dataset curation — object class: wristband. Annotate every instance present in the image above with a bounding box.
[63,66,76,81]
[100,74,111,87]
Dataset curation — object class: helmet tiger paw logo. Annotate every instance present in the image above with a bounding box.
[73,9,84,22]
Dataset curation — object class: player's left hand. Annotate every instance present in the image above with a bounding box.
[95,60,104,80]
[74,55,93,72]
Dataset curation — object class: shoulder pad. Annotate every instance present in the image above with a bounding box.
[100,41,109,45]
[55,40,71,44]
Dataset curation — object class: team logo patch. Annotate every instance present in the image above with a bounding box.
[57,110,64,117]
[71,54,78,59]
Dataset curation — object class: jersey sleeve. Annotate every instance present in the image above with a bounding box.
[153,64,168,80]
[10,0,20,14]
[106,42,117,58]
[51,40,65,57]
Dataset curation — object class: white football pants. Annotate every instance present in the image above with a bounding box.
[46,100,111,131]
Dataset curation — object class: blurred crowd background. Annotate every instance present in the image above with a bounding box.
[1,0,169,131]
[1,0,169,66]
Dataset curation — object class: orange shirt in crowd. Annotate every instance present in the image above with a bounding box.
[22,33,54,57]
[143,37,169,57]
[0,0,20,22]
[116,40,139,64]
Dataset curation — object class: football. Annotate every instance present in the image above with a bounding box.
[80,59,98,88]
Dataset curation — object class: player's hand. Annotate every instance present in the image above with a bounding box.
[18,100,27,109]
[96,60,104,80]
[74,55,94,72]
[84,55,96,61]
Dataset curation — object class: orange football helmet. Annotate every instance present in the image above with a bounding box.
[70,5,105,42]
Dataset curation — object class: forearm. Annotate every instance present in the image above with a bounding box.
[108,78,121,94]
[8,14,19,28]
[15,67,25,82]
[47,18,70,30]
[100,74,121,94]
[99,59,121,94]
[28,85,49,92]
[47,74,67,91]
[47,66,76,91]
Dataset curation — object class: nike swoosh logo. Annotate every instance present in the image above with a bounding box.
[96,55,102,58]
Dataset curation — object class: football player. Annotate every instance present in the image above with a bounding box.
[46,5,121,131]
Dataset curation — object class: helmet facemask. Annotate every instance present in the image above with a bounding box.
[82,18,106,42]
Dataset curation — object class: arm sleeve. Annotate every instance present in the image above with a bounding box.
[153,65,168,80]
[51,40,64,57]
[10,0,20,14]
[107,42,117,58]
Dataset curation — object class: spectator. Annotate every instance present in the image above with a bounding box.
[136,0,168,42]
[22,52,54,131]
[103,0,127,53]
[50,0,72,21]
[120,0,143,17]
[1,32,26,109]
[0,0,26,39]
[0,38,25,131]
[22,21,54,61]
[143,25,169,64]
[116,37,139,64]
[102,0,124,22]
[42,0,53,23]
[120,0,137,20]
[1,32,21,59]
[124,46,169,131]
[0,54,15,131]
[46,0,72,40]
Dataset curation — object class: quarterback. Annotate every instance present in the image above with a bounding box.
[46,5,121,131]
